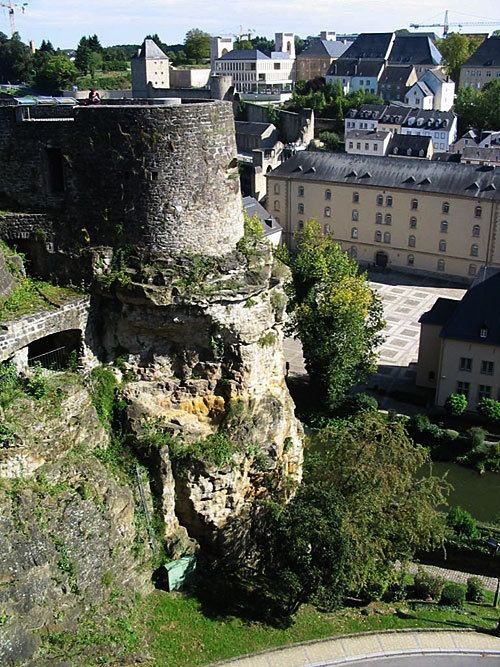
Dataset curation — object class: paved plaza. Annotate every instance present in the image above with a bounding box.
[283,270,466,411]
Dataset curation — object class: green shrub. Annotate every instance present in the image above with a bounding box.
[477,397,500,423]
[413,567,445,600]
[466,576,486,603]
[318,130,341,151]
[440,583,465,608]
[445,393,467,416]
[345,393,378,414]
[90,366,118,429]
[25,362,49,399]
[446,506,479,539]
[411,414,430,432]
[0,361,18,391]
[445,429,459,440]
[468,426,486,449]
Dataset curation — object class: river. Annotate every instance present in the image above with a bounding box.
[426,461,500,522]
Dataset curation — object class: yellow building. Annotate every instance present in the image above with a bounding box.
[417,268,500,410]
[459,36,500,91]
[266,152,500,282]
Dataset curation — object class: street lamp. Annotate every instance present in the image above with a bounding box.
[485,536,500,636]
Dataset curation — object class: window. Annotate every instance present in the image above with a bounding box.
[440,220,448,233]
[386,195,393,207]
[351,227,358,239]
[480,326,488,339]
[350,246,357,258]
[376,212,382,224]
[356,142,361,149]
[456,381,470,398]
[324,206,331,217]
[274,200,280,211]
[353,192,359,203]
[298,220,304,230]
[375,230,382,242]
[442,202,450,214]
[410,217,417,229]
[46,148,65,193]
[469,264,477,276]
[385,214,392,225]
[365,143,369,150]
[325,223,331,234]
[298,203,304,214]
[408,235,416,247]
[374,144,378,151]
[376,194,383,206]
[437,259,445,271]
[352,210,359,221]
[471,244,479,257]
[411,199,418,210]
[274,183,280,194]
[459,357,472,372]
[298,186,304,197]
[325,189,331,200]
[481,360,494,375]
[475,205,482,218]
[439,240,447,252]
[407,254,415,265]
[383,232,391,244]
[473,225,480,237]
[478,384,492,401]
[348,141,353,148]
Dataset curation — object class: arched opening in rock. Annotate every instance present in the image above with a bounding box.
[28,329,82,370]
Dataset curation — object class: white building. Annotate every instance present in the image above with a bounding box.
[405,68,455,112]
[131,39,170,97]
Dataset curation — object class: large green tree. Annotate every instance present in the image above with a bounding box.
[455,80,500,132]
[183,28,210,63]
[284,221,385,409]
[0,33,32,83]
[35,54,77,92]
[437,32,483,84]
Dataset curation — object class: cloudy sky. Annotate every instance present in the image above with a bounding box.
[4,0,500,49]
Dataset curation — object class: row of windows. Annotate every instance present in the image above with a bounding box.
[455,381,499,402]
[459,358,495,374]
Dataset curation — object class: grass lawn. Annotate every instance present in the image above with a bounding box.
[39,581,500,666]
[0,279,84,321]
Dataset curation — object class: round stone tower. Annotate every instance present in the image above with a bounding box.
[67,101,244,256]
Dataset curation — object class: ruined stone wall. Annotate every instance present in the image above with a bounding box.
[0,102,244,256]
[0,248,14,298]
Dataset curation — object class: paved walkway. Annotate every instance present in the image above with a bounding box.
[407,562,498,592]
[210,630,500,666]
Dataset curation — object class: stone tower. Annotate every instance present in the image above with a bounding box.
[275,32,295,58]
[131,38,170,97]
[210,36,234,68]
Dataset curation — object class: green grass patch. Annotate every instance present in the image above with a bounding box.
[0,278,83,322]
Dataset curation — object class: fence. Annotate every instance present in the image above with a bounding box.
[28,345,67,370]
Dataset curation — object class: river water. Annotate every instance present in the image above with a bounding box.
[426,461,500,522]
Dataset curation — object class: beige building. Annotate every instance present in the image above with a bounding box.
[460,36,500,91]
[131,39,170,97]
[345,130,392,156]
[417,269,500,410]
[266,152,500,282]
[296,35,350,81]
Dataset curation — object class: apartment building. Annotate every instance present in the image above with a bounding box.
[460,36,500,90]
[404,68,455,112]
[296,35,350,81]
[417,268,500,410]
[266,152,500,282]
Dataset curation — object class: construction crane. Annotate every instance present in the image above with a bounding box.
[0,1,27,37]
[411,10,500,38]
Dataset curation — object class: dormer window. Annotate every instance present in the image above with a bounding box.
[480,327,488,339]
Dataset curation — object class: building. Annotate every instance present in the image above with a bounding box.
[243,196,282,245]
[210,36,234,68]
[460,36,500,90]
[296,37,351,81]
[235,121,284,201]
[345,104,457,151]
[417,268,500,410]
[345,130,392,156]
[131,39,170,97]
[326,59,385,94]
[405,68,455,111]
[460,146,500,168]
[266,151,500,282]
[387,133,433,159]
[378,65,417,102]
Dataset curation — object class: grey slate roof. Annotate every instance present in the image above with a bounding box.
[135,39,169,60]
[341,33,394,60]
[267,152,500,201]
[410,81,434,97]
[378,65,415,85]
[346,129,391,141]
[235,121,274,136]
[389,35,442,65]
[327,59,385,77]
[243,196,282,237]
[439,268,500,345]
[403,108,455,129]
[219,49,270,61]
[419,297,459,326]
[347,103,390,119]
[388,133,432,155]
[462,36,500,67]
[300,39,351,59]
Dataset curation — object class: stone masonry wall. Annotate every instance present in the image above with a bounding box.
[0,248,14,298]
[0,297,91,362]
[0,101,244,257]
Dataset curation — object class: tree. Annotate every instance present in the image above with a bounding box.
[251,35,274,56]
[284,221,385,409]
[308,412,449,593]
[87,34,102,53]
[318,130,341,150]
[234,39,252,50]
[437,32,482,84]
[0,33,32,83]
[455,80,500,133]
[183,28,210,63]
[35,54,77,92]
[39,39,55,54]
[75,37,92,74]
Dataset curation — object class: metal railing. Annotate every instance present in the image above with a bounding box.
[28,345,66,370]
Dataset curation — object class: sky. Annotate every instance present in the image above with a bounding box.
[3,0,500,49]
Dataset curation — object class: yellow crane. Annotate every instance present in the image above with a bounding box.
[0,1,27,37]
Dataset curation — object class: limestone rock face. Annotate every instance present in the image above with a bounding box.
[97,241,303,553]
